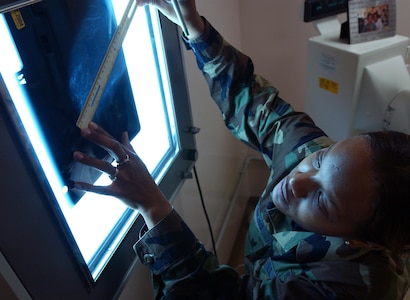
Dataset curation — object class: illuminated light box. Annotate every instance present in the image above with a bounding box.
[3,0,140,205]
[1,0,195,290]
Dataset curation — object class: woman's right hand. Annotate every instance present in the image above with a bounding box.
[137,0,204,39]
[72,122,172,229]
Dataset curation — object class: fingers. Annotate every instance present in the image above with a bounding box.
[74,123,133,188]
[87,122,114,138]
[81,122,129,162]
[137,0,171,8]
[72,123,171,220]
[73,180,111,196]
[136,0,151,6]
[73,151,116,176]
[72,150,120,195]
[121,131,136,152]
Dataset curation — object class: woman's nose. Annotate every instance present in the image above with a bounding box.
[289,171,319,198]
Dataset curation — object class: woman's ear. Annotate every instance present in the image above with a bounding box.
[345,239,385,251]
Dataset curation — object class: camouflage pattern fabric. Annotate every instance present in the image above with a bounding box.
[134,18,410,299]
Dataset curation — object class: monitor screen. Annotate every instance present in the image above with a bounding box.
[304,0,348,22]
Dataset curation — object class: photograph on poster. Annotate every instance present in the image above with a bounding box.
[348,0,396,44]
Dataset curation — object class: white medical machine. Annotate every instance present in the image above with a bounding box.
[304,19,410,141]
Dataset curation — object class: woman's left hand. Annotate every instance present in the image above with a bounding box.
[73,122,172,228]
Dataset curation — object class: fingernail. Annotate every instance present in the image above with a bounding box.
[73,151,84,160]
[82,128,91,136]
[89,122,98,129]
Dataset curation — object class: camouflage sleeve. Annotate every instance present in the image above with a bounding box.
[185,18,332,172]
[134,210,360,299]
[134,209,240,299]
[134,209,410,299]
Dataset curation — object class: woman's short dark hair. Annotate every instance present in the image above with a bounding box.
[360,131,410,254]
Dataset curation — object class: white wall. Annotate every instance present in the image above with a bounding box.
[173,0,249,250]
[119,1,410,299]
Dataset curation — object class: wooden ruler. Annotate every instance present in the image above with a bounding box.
[76,0,138,129]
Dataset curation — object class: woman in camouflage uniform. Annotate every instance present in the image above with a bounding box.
[73,0,410,298]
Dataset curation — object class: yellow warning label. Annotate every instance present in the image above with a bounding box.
[319,77,338,94]
[11,10,25,30]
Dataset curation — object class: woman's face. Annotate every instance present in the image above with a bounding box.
[272,136,376,238]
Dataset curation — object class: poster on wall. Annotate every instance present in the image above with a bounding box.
[0,0,41,13]
[348,0,396,44]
